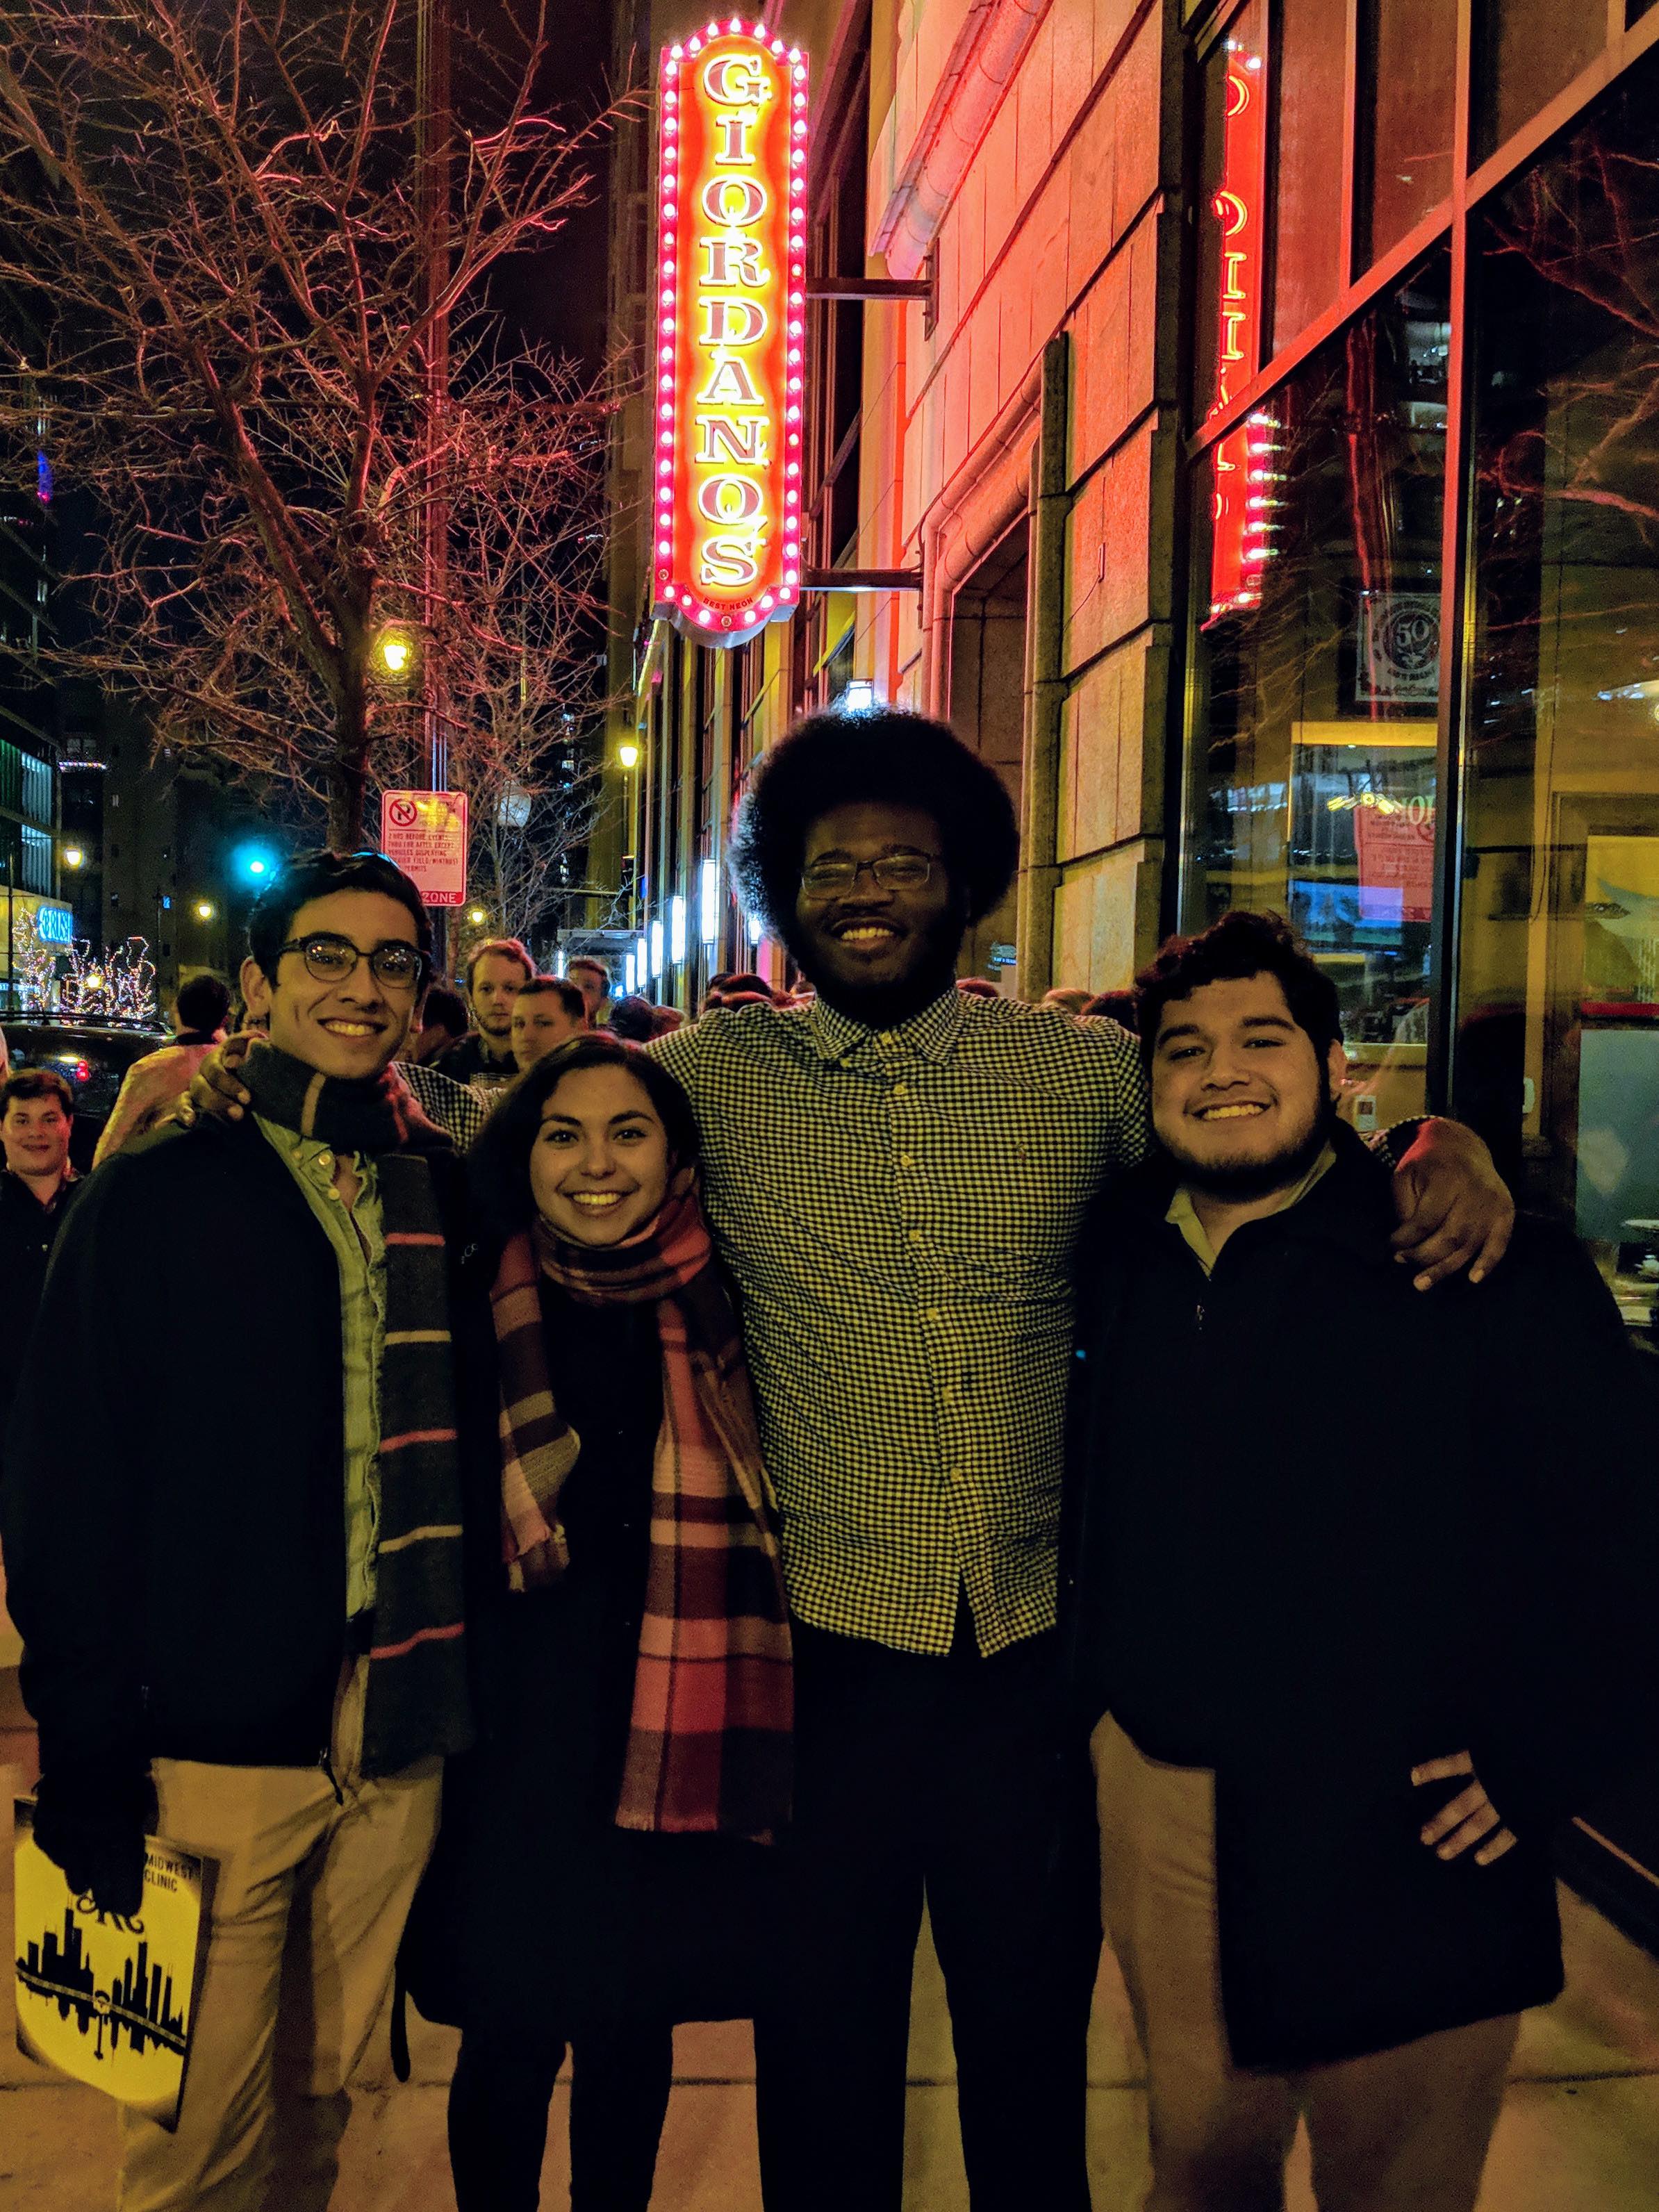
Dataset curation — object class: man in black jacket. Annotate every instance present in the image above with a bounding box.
[0,1068,81,1451]
[2,850,483,2212]
[1066,911,1659,2212]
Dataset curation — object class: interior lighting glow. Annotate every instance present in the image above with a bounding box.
[651,23,807,648]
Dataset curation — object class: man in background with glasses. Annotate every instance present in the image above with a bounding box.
[2,848,482,2211]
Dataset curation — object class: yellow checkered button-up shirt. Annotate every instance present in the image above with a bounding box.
[651,991,1149,1655]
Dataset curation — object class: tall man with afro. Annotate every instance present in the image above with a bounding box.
[647,708,1514,2212]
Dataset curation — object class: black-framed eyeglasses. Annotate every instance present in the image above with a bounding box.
[277,932,429,991]
[799,852,941,898]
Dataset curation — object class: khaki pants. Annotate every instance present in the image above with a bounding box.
[117,1659,442,2212]
[1092,1715,1518,2212]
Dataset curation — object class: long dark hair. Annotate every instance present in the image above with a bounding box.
[466,1034,702,1245]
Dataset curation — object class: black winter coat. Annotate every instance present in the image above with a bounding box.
[0,1169,83,1455]
[1064,1125,1659,2070]
[0,1114,500,1788]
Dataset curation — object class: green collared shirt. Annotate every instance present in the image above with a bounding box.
[649,990,1149,1656]
[1165,1142,1338,1278]
[255,1116,386,1617]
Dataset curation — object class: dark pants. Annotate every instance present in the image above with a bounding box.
[447,2022,675,2212]
[753,1612,1100,2212]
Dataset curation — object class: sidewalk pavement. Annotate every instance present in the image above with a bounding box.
[5,1752,1659,2209]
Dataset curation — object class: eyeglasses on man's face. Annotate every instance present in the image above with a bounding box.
[799,852,941,898]
[278,932,428,991]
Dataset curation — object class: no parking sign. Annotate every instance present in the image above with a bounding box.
[380,789,468,907]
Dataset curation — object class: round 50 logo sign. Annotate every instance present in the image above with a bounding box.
[652,22,807,645]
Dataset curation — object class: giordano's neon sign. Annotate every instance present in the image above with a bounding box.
[653,19,807,645]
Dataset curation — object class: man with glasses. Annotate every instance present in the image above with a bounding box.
[649,709,1516,2212]
[2,849,481,2211]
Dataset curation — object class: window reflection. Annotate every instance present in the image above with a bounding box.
[1474,0,1604,165]
[1269,0,1348,352]
[1357,0,1458,266]
[1458,66,1659,1315]
[1187,254,1451,1127]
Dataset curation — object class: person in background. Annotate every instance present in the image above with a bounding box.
[1065,910,1659,2212]
[1083,988,1139,1030]
[607,996,658,1045]
[0,1070,81,1450]
[92,971,231,1164]
[2,849,481,2212]
[440,939,534,1096]
[511,977,589,1074]
[405,1035,791,2212]
[1041,987,1093,1016]
[0,1021,10,1082]
[648,1005,684,1039]
[566,957,611,1030]
[410,982,471,1067]
[702,973,778,1014]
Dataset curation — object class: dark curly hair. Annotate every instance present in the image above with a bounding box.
[728,709,1020,939]
[1134,911,1342,1068]
[465,1033,700,1246]
[247,849,431,981]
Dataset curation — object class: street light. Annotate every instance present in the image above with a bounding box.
[617,739,640,770]
[195,900,215,922]
[235,843,276,883]
[468,905,487,927]
[373,625,420,684]
[62,845,84,869]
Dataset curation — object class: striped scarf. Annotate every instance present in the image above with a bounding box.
[490,1175,792,1843]
[238,1046,472,1777]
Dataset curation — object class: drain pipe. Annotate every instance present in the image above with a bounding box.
[1016,333,1069,1002]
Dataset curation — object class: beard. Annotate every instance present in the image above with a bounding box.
[781,902,968,1027]
[1159,1089,1338,1201]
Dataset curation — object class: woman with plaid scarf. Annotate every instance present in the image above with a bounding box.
[404,1034,793,2212]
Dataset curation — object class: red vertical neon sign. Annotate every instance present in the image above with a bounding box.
[1205,35,1271,625]
[653,20,807,646]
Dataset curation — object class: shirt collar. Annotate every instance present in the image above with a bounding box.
[1165,1141,1338,1278]
[807,986,968,1068]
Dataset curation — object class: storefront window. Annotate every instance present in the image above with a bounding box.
[1268,0,1348,353]
[1455,62,1659,1313]
[1356,0,1458,267]
[1194,1,1267,421]
[1474,0,1605,165]
[1185,252,1451,1125]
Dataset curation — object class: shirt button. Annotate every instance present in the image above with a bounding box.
[893,1083,909,1099]
[907,1230,925,1246]
[941,1385,957,1403]
[898,1153,915,1171]
[948,1467,964,1483]
[925,1307,941,1323]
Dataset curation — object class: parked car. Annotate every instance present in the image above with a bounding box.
[3,1018,172,1169]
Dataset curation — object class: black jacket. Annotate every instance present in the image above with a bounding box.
[0,1169,83,1450]
[0,1114,498,1785]
[1064,1124,1659,2069]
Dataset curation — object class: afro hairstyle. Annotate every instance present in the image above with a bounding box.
[727,708,1021,937]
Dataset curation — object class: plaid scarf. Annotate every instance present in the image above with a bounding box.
[490,1175,792,1842]
[239,1046,473,1777]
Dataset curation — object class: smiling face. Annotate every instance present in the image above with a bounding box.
[471,952,531,1041]
[1150,971,1347,1198]
[240,889,420,1081]
[790,800,965,1023]
[528,1062,672,1246]
[511,989,585,1073]
[3,1093,71,1183]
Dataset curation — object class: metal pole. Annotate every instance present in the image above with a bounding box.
[417,0,452,973]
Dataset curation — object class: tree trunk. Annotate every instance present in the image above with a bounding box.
[329,665,371,848]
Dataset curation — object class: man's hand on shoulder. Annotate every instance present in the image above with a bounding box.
[178,1031,258,1125]
[1388,1117,1514,1290]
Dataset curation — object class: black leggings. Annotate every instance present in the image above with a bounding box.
[448,2020,675,2212]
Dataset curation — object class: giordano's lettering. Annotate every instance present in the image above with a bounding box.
[653,22,808,645]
